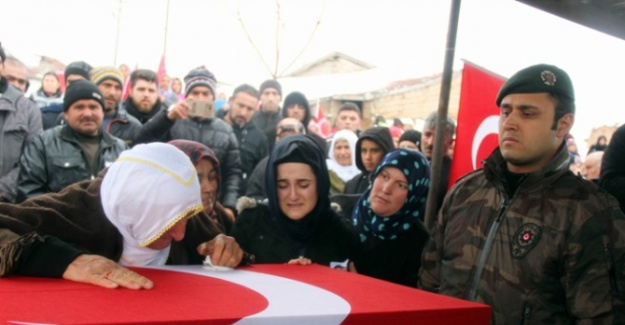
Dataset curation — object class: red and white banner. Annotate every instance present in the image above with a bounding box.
[449,61,506,188]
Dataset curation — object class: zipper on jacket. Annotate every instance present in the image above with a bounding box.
[467,198,509,301]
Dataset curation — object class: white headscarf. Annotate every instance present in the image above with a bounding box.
[100,142,203,266]
[326,129,360,182]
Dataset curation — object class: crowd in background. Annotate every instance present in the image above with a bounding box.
[1,42,625,324]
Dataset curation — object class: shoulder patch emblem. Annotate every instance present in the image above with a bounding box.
[511,223,542,258]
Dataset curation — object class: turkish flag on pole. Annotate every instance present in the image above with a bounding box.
[317,103,331,137]
[448,61,506,188]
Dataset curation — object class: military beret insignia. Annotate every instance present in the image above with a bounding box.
[511,223,542,258]
[540,70,557,86]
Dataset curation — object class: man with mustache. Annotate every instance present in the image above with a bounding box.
[420,111,456,213]
[419,64,625,324]
[16,80,127,202]
[222,84,268,196]
[90,66,141,146]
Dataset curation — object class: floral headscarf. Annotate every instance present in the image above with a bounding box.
[352,149,430,241]
[100,143,203,266]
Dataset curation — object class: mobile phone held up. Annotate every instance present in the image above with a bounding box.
[187,99,215,119]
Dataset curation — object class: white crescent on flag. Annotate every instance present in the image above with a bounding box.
[150,265,351,325]
[471,115,499,169]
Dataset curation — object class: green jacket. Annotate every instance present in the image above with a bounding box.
[419,144,625,324]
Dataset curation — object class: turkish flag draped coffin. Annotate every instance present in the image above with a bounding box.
[448,61,506,188]
[0,264,491,325]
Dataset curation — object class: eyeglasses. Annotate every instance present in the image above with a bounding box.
[277,124,305,136]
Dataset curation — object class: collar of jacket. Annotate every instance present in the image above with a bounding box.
[59,124,119,146]
[0,83,21,110]
[484,142,571,193]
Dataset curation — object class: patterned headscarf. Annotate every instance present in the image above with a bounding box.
[352,149,430,241]
[265,134,330,251]
[100,143,203,266]
[168,139,221,193]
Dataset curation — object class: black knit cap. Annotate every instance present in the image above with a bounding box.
[64,61,93,81]
[63,80,105,111]
[496,64,575,109]
[260,79,282,96]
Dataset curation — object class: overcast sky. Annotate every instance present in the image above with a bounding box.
[2,0,624,151]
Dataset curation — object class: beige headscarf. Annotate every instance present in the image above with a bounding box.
[100,142,203,266]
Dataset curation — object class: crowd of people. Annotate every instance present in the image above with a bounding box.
[1,40,624,323]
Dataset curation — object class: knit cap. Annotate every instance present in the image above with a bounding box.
[184,67,216,97]
[63,80,105,111]
[260,79,282,96]
[64,61,93,81]
[90,66,124,86]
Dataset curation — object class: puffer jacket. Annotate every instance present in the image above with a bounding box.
[16,125,127,202]
[419,144,625,324]
[134,109,241,209]
[0,83,42,202]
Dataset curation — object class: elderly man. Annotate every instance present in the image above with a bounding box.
[245,117,307,200]
[419,64,625,324]
[0,142,244,289]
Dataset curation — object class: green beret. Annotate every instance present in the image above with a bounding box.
[496,64,574,107]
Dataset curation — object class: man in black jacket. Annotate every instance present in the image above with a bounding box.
[16,80,127,202]
[90,66,141,146]
[222,84,268,197]
[133,67,241,220]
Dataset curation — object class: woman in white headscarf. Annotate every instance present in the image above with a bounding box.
[0,142,243,289]
[326,130,360,195]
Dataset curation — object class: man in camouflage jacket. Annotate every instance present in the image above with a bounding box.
[419,64,625,324]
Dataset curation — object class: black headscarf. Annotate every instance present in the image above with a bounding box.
[265,134,330,251]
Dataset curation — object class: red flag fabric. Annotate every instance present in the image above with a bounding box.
[317,104,331,137]
[122,63,138,100]
[448,62,506,188]
[157,54,166,84]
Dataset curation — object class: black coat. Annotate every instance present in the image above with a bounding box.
[354,222,429,287]
[133,109,242,209]
[232,204,360,266]
[231,122,269,197]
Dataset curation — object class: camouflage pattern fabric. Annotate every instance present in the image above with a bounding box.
[419,144,625,324]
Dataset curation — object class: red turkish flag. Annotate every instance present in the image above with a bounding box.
[448,61,506,188]
[157,54,167,83]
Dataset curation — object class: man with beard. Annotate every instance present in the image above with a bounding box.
[16,80,127,202]
[222,84,268,196]
[123,69,165,124]
[420,111,456,213]
[90,66,141,146]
